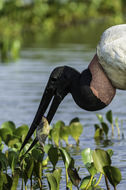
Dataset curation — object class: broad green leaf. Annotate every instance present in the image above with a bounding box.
[68,167,81,187]
[103,166,122,188]
[59,148,72,169]
[44,144,53,154]
[96,114,104,123]
[25,158,34,180]
[101,122,109,136]
[92,149,111,174]
[46,174,57,190]
[52,168,62,190]
[0,172,7,190]
[81,148,93,165]
[79,176,96,189]
[69,122,83,144]
[48,147,58,169]
[106,110,113,124]
[14,125,29,140]
[46,169,62,190]
[69,117,79,125]
[33,161,42,179]
[7,138,20,148]
[51,121,64,146]
[67,181,73,190]
[1,121,16,133]
[60,125,70,145]
[32,148,44,162]
[0,128,13,144]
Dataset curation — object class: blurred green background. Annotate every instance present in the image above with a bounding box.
[0,0,126,62]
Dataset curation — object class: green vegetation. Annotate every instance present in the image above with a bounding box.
[0,111,123,189]
[0,0,126,62]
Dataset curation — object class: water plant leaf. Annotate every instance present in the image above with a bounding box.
[59,147,72,169]
[94,128,103,139]
[101,122,109,137]
[81,148,93,164]
[7,138,20,149]
[60,125,70,145]
[48,146,58,169]
[106,110,113,124]
[46,168,62,190]
[1,121,16,133]
[103,166,122,188]
[96,114,104,123]
[0,128,13,144]
[68,167,81,187]
[79,176,96,189]
[69,122,83,144]
[92,149,111,174]
[14,125,29,142]
[32,148,44,162]
[51,121,64,146]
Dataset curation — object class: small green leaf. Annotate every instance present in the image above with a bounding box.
[32,148,44,162]
[51,121,64,146]
[14,125,29,141]
[59,148,72,169]
[101,122,109,136]
[92,149,111,174]
[80,176,95,189]
[1,121,16,133]
[0,152,8,171]
[46,168,62,190]
[60,125,70,145]
[96,114,104,123]
[94,124,100,131]
[81,148,93,164]
[94,128,104,139]
[106,110,113,124]
[48,147,58,169]
[0,128,13,144]
[69,122,83,144]
[103,166,122,188]
[68,167,81,187]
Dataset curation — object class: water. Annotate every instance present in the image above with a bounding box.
[0,43,126,189]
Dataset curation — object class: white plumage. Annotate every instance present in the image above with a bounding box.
[97,24,126,90]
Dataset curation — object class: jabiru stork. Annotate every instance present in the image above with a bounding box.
[20,24,126,152]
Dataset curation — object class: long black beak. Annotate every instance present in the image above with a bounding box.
[20,86,65,152]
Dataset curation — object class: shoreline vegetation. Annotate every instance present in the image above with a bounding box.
[0,0,126,62]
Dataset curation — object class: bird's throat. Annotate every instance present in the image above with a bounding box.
[88,54,116,105]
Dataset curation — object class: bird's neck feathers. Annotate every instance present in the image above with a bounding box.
[88,54,116,105]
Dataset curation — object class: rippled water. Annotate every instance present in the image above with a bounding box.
[0,44,126,189]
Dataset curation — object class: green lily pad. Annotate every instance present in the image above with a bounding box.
[69,122,83,144]
[1,121,16,133]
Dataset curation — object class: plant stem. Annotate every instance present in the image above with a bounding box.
[66,167,68,186]
[111,124,114,136]
[105,176,110,190]
[94,173,103,187]
[38,178,42,190]
[85,175,93,190]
